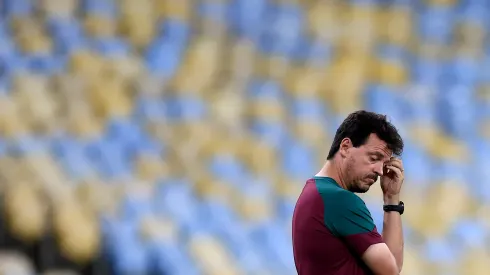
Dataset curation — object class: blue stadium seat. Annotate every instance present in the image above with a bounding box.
[52,136,95,179]
[364,84,409,125]
[47,18,86,55]
[133,96,167,121]
[110,232,149,274]
[402,141,434,185]
[166,96,207,123]
[450,219,487,249]
[230,0,268,39]
[411,58,443,86]
[105,118,162,156]
[250,120,289,148]
[208,153,247,184]
[120,193,154,223]
[436,84,477,140]
[423,237,460,265]
[21,54,63,75]
[247,78,284,99]
[290,98,328,121]
[443,57,479,86]
[148,242,200,275]
[86,137,132,179]
[90,37,131,57]
[300,39,333,67]
[83,0,117,18]
[157,19,190,48]
[418,7,455,44]
[259,3,303,57]
[9,135,49,156]
[145,37,184,77]
[198,0,229,23]
[154,180,207,235]
[4,0,33,17]
[280,140,315,179]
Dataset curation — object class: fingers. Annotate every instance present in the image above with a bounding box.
[385,165,403,179]
[386,157,404,172]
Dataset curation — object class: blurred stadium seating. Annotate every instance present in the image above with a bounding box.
[0,0,488,274]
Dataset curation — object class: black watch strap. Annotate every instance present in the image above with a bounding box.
[383,201,404,215]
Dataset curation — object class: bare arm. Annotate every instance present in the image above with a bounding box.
[362,243,399,275]
[382,198,404,273]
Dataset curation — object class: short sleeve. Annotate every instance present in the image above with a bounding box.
[324,192,384,256]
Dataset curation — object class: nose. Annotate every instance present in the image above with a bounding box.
[374,162,384,176]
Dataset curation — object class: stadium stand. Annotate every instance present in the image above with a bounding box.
[0,0,488,274]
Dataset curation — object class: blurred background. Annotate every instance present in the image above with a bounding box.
[0,0,488,274]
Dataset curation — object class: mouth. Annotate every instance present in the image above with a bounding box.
[366,177,377,184]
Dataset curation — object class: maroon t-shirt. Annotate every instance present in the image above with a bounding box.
[292,177,384,275]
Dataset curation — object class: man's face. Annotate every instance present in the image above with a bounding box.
[342,134,392,193]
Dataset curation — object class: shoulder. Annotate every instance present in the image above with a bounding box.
[317,182,368,213]
[317,186,375,237]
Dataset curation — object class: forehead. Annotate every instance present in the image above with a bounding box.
[362,134,392,156]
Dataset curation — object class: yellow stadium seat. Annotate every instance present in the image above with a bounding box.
[189,234,240,275]
[274,176,304,202]
[458,248,490,275]
[76,180,121,217]
[69,50,107,82]
[324,56,368,114]
[155,0,192,21]
[172,36,222,94]
[227,38,257,81]
[106,54,145,83]
[239,138,278,177]
[371,59,408,86]
[417,180,471,237]
[119,0,156,50]
[338,6,377,55]
[255,54,292,82]
[248,100,287,123]
[409,125,470,161]
[139,215,178,243]
[0,97,28,138]
[40,0,77,18]
[291,120,330,150]
[235,190,274,223]
[400,245,428,275]
[208,86,247,130]
[84,14,117,38]
[4,183,47,244]
[52,200,100,265]
[12,17,53,55]
[284,66,325,98]
[12,74,58,134]
[134,153,169,183]
[22,153,67,189]
[306,0,342,41]
[65,101,103,139]
[425,0,458,7]
[452,22,485,57]
[87,76,133,120]
[378,8,413,46]
[194,176,240,207]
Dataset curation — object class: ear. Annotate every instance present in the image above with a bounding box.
[339,138,353,158]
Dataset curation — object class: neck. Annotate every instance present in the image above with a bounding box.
[315,157,348,190]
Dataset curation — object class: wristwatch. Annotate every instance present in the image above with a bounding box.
[383,201,404,215]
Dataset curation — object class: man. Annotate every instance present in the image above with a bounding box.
[292,110,404,275]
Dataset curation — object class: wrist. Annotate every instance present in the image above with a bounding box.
[383,195,400,205]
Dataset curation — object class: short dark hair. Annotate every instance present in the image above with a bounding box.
[327,110,404,160]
